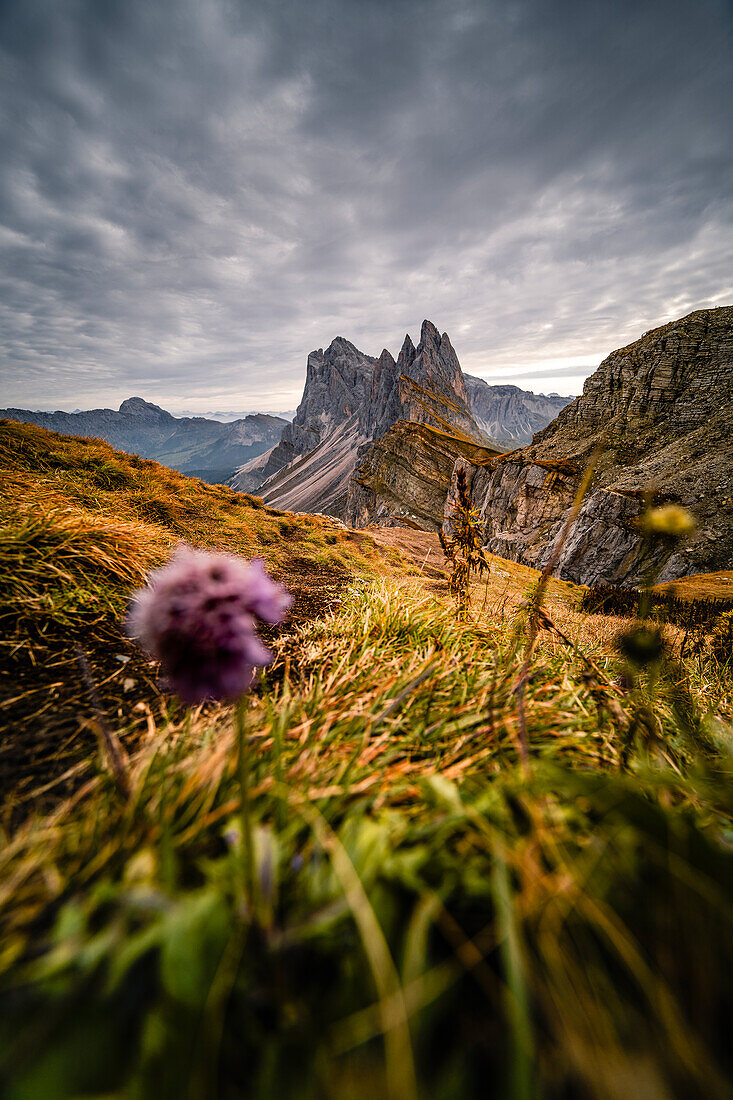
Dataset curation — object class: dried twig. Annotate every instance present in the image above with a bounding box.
[441,468,491,617]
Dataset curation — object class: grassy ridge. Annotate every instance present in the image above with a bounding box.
[0,418,398,574]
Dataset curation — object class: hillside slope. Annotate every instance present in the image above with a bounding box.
[1,398,287,485]
[1,467,732,1098]
[0,419,402,819]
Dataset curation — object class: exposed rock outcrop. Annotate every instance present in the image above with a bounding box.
[393,323,481,440]
[243,415,370,515]
[464,378,573,447]
[231,336,379,507]
[346,423,502,530]
[0,401,286,485]
[448,306,733,586]
[231,444,280,494]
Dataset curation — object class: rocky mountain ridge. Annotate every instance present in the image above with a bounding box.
[345,422,502,530]
[464,377,573,446]
[232,320,486,512]
[231,319,571,514]
[0,400,286,485]
[447,305,733,586]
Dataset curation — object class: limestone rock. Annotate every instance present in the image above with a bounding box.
[346,422,502,530]
[395,321,480,441]
[464,378,573,447]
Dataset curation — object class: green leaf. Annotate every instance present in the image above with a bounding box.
[159,890,230,1009]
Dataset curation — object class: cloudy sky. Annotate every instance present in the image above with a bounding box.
[1,0,731,412]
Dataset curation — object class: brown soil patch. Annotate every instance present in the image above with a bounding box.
[365,527,447,579]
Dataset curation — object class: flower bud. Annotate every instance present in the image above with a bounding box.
[642,504,696,538]
[127,546,292,703]
[616,625,665,666]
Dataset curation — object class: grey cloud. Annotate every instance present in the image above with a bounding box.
[0,0,731,410]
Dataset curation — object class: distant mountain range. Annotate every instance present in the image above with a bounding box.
[0,398,287,485]
[168,409,297,423]
[464,377,572,447]
[6,307,728,588]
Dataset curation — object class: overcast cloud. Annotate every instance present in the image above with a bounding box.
[0,0,731,410]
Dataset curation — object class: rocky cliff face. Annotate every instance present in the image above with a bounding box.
[235,320,487,513]
[230,337,377,508]
[464,378,573,447]
[392,323,481,440]
[0,401,286,485]
[346,423,502,530]
[449,306,733,586]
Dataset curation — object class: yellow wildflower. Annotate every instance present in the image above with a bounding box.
[643,504,696,537]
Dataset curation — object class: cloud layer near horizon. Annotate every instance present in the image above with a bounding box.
[1,0,731,410]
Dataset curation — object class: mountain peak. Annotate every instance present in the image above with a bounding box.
[119,397,169,419]
[419,319,441,346]
[398,333,416,366]
[245,321,485,515]
[325,336,360,357]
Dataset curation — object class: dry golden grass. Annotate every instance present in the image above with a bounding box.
[369,528,637,653]
[654,570,733,600]
[0,419,407,577]
[0,419,410,819]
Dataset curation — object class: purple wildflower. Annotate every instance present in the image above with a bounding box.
[126,547,292,703]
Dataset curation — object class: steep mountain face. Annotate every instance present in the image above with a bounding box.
[464,377,573,446]
[230,338,377,511]
[345,423,502,530]
[231,445,280,494]
[0,400,286,484]
[233,320,486,513]
[448,306,733,586]
[243,416,369,515]
[391,324,481,440]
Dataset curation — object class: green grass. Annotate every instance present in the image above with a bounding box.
[1,579,732,1099]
